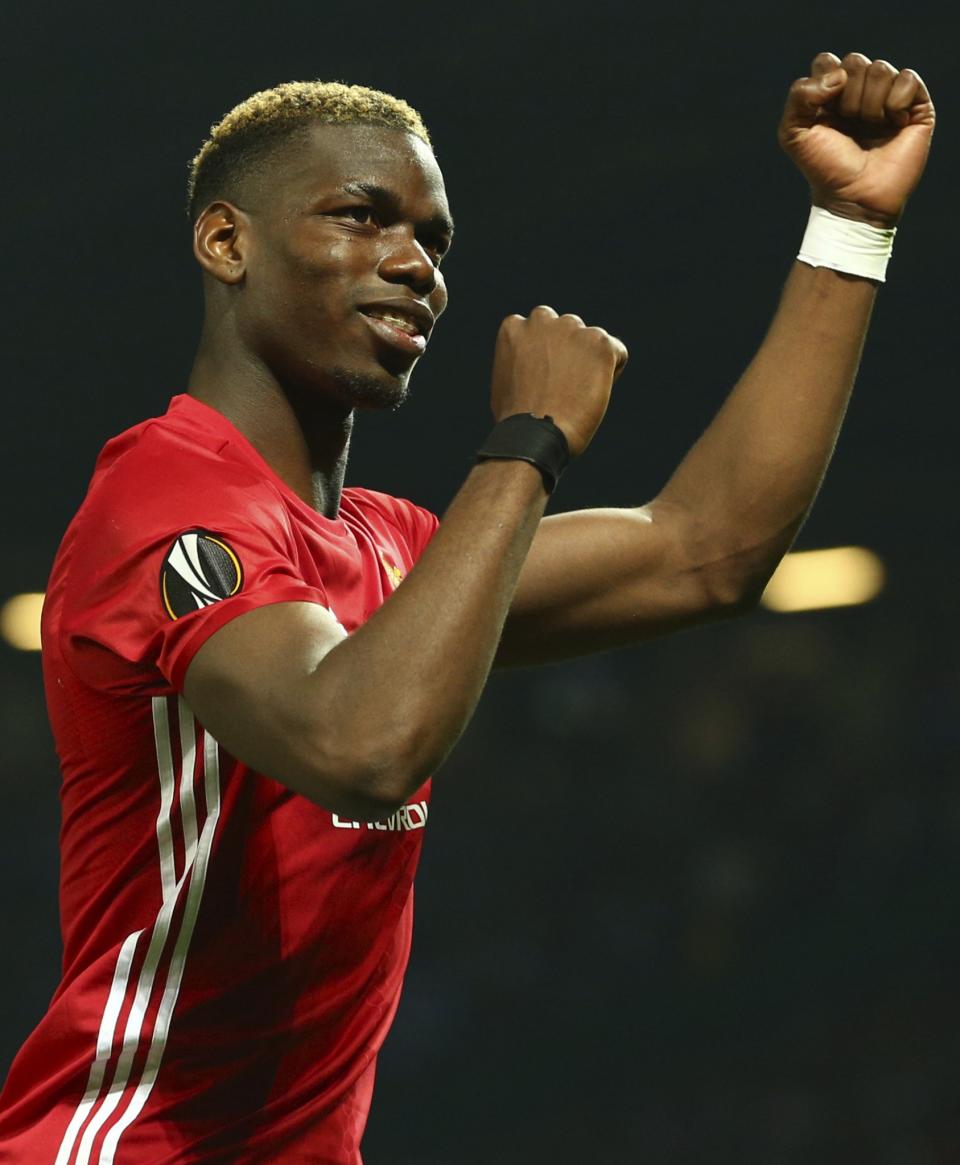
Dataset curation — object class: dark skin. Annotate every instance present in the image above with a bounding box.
[185,54,934,818]
[190,123,453,516]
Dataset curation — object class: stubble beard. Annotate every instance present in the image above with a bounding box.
[328,365,410,412]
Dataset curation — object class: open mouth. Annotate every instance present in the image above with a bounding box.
[358,304,430,355]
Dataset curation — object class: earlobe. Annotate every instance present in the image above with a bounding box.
[193,201,248,285]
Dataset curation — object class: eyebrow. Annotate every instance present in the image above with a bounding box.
[342,181,455,241]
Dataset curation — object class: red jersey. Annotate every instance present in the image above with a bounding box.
[0,394,438,1164]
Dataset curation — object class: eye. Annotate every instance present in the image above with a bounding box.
[340,206,379,226]
[422,236,451,266]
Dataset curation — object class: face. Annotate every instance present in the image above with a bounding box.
[203,123,453,410]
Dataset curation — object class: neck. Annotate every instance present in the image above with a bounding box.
[188,324,353,518]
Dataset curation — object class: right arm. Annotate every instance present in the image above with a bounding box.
[185,459,546,820]
[183,309,626,819]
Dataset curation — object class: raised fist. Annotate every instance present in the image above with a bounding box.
[779,51,935,227]
[490,306,628,459]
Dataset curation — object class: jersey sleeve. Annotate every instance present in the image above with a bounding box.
[58,443,330,694]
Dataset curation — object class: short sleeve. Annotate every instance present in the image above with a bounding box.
[59,443,330,694]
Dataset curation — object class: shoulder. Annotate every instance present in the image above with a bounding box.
[75,414,289,555]
[47,412,323,692]
[93,412,275,509]
[51,411,297,626]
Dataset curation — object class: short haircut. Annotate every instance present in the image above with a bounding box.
[187,80,431,221]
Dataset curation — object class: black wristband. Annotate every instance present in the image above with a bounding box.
[475,413,571,494]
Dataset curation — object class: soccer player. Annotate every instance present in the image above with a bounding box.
[0,53,934,1164]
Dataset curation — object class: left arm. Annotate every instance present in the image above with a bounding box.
[498,51,935,666]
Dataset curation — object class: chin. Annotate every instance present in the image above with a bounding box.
[329,364,411,412]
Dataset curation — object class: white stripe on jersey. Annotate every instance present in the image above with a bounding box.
[56,696,222,1165]
[177,699,199,875]
[151,697,177,905]
[99,725,222,1163]
[53,930,143,1165]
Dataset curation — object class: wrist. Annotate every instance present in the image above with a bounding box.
[476,413,571,494]
[471,455,548,494]
[797,205,897,283]
[813,197,901,231]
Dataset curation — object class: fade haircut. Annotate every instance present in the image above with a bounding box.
[187,80,431,221]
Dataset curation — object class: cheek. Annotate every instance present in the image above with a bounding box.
[282,254,344,299]
[288,220,372,275]
[283,242,371,326]
[294,235,352,277]
[247,229,373,345]
[431,274,449,318]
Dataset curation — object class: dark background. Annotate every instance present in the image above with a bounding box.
[2,1,958,1161]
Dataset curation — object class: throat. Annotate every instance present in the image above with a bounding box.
[188,375,354,516]
[311,468,346,519]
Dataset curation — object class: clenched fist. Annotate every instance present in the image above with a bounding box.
[779,51,935,227]
[490,306,628,459]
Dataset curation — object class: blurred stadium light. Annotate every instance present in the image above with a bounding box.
[0,561,885,647]
[761,546,885,613]
[1,592,45,651]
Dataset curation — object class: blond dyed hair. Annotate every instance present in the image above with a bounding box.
[187,80,431,219]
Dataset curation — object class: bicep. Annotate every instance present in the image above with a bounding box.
[498,502,714,666]
[182,601,347,798]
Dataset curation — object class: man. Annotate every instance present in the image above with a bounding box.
[0,53,934,1164]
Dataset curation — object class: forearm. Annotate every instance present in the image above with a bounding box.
[498,54,932,665]
[311,459,547,810]
[655,259,877,602]
[186,311,624,811]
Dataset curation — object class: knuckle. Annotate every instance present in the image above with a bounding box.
[870,58,896,75]
[841,51,871,67]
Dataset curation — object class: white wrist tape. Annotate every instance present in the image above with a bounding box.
[797,206,897,283]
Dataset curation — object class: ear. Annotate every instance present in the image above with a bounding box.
[193,201,250,285]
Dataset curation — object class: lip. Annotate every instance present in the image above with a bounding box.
[357,297,435,355]
[359,312,428,356]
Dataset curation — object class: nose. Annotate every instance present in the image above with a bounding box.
[377,230,439,297]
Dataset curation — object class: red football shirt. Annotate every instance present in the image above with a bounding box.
[0,395,438,1165]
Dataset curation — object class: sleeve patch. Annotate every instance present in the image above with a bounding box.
[160,530,244,620]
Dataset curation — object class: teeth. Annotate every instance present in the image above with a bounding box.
[366,311,419,335]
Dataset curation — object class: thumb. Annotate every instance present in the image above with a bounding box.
[781,68,847,132]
